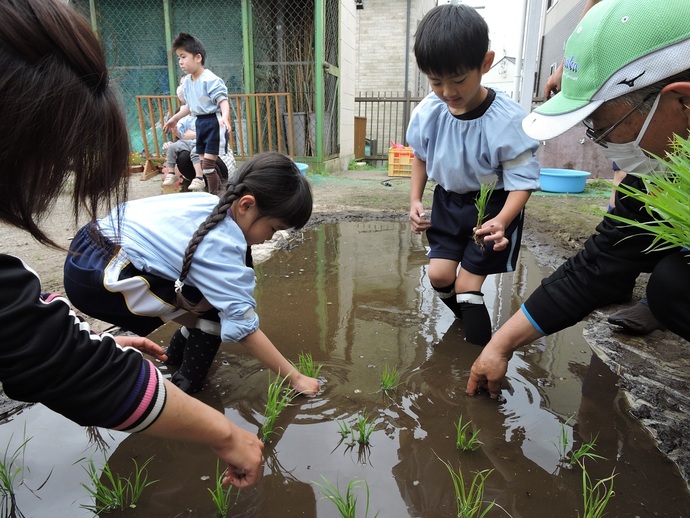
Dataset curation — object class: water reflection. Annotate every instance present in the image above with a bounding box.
[3,221,689,517]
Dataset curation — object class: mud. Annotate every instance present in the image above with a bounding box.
[1,170,689,517]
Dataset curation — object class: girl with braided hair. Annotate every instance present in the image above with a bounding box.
[2,0,262,487]
[64,152,320,396]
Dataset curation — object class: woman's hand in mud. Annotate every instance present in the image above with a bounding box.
[466,343,512,399]
[474,218,508,251]
[215,424,265,488]
[113,335,168,362]
[409,202,430,234]
[291,373,320,396]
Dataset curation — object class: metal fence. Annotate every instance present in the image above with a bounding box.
[70,0,337,162]
[355,92,424,161]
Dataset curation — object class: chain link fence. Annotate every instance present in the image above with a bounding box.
[71,0,336,160]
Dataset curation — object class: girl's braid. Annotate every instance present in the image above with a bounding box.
[175,182,246,308]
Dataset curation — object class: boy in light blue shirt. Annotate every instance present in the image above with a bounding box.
[407,4,540,346]
[163,33,230,195]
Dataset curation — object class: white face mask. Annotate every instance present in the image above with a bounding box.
[599,94,660,174]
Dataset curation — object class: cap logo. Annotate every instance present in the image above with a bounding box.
[617,70,645,88]
[563,55,578,73]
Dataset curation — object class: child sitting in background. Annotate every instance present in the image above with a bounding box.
[64,152,320,396]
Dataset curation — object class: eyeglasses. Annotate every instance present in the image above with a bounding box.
[582,92,656,148]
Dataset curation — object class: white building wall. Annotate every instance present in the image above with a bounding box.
[339,0,358,168]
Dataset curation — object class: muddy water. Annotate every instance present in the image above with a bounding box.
[3,220,690,517]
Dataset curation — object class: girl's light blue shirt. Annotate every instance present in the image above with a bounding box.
[406,89,541,193]
[98,193,258,343]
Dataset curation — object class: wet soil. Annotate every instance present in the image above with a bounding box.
[1,169,689,516]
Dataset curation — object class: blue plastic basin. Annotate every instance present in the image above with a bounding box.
[294,162,308,176]
[539,168,591,193]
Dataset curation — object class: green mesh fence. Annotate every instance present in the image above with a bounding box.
[71,0,336,160]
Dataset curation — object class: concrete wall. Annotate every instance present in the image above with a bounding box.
[355,0,433,97]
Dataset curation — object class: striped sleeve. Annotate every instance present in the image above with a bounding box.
[0,254,166,432]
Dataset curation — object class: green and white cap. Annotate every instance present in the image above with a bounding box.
[523,0,690,141]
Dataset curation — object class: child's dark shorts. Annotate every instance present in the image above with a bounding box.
[195,113,221,156]
[426,184,524,276]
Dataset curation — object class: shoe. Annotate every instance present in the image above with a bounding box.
[607,301,664,335]
[162,173,177,186]
[188,177,206,191]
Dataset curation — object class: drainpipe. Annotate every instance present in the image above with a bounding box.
[402,0,412,144]
[513,0,528,103]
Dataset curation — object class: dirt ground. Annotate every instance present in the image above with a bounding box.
[2,167,688,485]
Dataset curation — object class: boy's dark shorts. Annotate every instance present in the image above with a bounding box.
[426,185,524,276]
[195,113,221,156]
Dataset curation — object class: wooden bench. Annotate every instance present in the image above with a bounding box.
[135,93,296,180]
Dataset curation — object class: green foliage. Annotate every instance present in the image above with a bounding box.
[455,416,483,452]
[80,456,157,513]
[608,135,690,252]
[1,432,31,518]
[208,459,240,517]
[579,461,616,518]
[294,351,322,379]
[354,414,376,446]
[336,420,352,438]
[380,363,401,392]
[261,373,296,443]
[474,175,498,247]
[314,476,379,518]
[570,435,605,466]
[440,458,495,518]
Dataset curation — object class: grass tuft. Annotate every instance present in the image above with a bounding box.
[261,373,296,443]
[208,459,240,517]
[455,416,483,452]
[80,456,157,513]
[314,476,379,518]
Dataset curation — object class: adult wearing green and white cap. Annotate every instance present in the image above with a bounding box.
[467,0,690,399]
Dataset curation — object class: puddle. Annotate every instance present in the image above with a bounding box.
[2,221,689,517]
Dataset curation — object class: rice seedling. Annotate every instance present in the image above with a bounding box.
[293,351,322,379]
[473,174,498,248]
[579,461,616,518]
[455,416,482,452]
[1,432,31,518]
[208,459,240,517]
[261,373,296,443]
[570,435,605,466]
[354,414,376,446]
[80,456,157,513]
[336,419,352,438]
[440,458,495,518]
[554,417,604,466]
[314,476,379,518]
[607,134,690,252]
[380,363,400,392]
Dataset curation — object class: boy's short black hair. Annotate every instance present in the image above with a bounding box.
[172,32,206,65]
[414,4,489,77]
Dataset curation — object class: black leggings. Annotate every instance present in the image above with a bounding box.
[176,150,228,182]
[647,251,690,341]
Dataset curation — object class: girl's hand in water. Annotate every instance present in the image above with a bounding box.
[291,373,320,396]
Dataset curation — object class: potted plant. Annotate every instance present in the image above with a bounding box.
[129,152,145,174]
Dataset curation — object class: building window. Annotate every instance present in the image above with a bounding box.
[547,0,558,9]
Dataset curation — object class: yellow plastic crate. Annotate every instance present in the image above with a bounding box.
[388,147,414,177]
